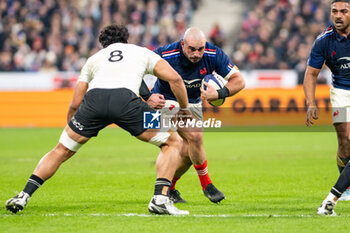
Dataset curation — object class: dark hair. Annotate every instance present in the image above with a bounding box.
[332,0,350,4]
[98,25,129,48]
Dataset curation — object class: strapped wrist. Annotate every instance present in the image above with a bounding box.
[217,86,230,99]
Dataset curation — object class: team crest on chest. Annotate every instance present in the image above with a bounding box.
[200,67,207,75]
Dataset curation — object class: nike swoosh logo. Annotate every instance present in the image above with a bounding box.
[337,57,350,62]
[183,79,201,84]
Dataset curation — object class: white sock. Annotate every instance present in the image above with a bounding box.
[325,192,337,204]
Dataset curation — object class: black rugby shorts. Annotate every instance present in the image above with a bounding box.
[68,88,154,137]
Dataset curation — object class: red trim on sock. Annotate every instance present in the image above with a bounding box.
[170,177,180,191]
[194,160,212,190]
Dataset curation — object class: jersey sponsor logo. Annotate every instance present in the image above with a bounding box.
[337,57,350,69]
[183,79,201,84]
[200,68,207,75]
[183,79,202,88]
[71,116,84,131]
[185,83,201,88]
[331,51,336,57]
[143,111,161,129]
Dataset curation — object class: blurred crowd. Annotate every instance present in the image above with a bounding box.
[0,0,199,72]
[0,0,336,80]
[232,0,332,83]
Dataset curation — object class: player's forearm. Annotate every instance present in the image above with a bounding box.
[303,77,316,106]
[303,66,320,107]
[169,78,189,109]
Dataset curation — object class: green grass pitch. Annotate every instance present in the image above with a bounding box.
[0,127,349,232]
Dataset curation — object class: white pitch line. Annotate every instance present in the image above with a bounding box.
[1,213,314,218]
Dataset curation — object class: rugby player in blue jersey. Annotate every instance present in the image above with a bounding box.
[304,0,350,215]
[140,27,245,203]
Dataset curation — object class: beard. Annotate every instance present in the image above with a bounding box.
[189,57,201,63]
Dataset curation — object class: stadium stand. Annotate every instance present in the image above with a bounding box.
[0,0,200,72]
[0,0,334,85]
[231,0,332,83]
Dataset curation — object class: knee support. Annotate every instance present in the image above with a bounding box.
[149,132,171,147]
[59,130,83,152]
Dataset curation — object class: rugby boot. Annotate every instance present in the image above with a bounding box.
[148,195,189,215]
[169,189,187,203]
[317,200,336,216]
[203,183,225,203]
[5,191,30,214]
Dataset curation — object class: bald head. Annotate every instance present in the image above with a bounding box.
[181,27,206,63]
[183,27,206,41]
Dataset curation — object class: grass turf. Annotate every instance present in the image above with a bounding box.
[0,127,348,233]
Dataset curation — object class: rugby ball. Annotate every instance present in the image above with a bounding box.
[202,74,226,107]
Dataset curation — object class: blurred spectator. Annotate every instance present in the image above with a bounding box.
[0,0,199,72]
[232,0,332,83]
[209,23,225,48]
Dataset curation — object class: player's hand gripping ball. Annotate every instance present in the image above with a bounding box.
[201,74,226,107]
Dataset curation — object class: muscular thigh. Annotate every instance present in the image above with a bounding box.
[334,123,349,135]
[334,123,350,155]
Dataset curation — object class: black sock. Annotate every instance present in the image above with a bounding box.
[331,162,350,198]
[338,165,344,173]
[23,174,44,196]
[154,178,171,196]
